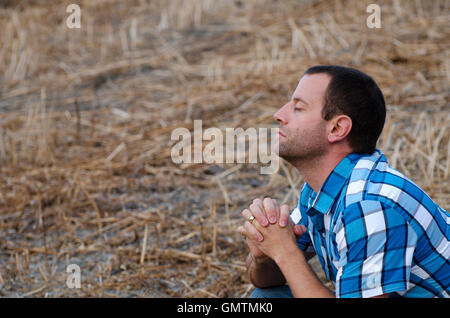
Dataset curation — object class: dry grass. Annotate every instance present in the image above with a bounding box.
[0,0,448,297]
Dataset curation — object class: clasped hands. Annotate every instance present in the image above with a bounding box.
[237,197,306,263]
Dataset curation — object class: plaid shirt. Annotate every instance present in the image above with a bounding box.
[290,149,450,298]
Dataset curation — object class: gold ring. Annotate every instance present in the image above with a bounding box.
[248,215,255,224]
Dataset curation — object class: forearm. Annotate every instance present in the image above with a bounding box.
[246,252,285,288]
[274,244,335,298]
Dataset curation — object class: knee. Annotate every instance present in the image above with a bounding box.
[251,288,268,298]
[251,285,293,298]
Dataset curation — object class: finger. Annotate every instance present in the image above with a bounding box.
[279,204,290,227]
[242,208,262,229]
[263,197,278,224]
[237,225,256,241]
[236,225,247,238]
[241,208,252,221]
[294,225,307,237]
[242,209,266,239]
[244,221,263,242]
[272,198,280,223]
[249,199,269,226]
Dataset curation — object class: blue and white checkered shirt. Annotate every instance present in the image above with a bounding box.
[290,149,450,298]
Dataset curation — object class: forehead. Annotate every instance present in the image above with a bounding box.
[292,73,331,104]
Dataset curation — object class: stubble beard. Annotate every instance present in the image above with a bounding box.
[278,124,328,167]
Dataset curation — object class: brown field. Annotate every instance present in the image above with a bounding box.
[0,0,448,297]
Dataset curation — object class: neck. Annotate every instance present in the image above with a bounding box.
[291,148,352,193]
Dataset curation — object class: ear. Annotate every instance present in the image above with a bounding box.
[327,115,352,143]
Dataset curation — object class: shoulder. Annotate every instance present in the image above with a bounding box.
[344,150,425,211]
[346,154,443,235]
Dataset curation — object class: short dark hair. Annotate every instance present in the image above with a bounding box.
[304,65,386,154]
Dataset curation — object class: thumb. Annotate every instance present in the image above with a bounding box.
[294,225,306,237]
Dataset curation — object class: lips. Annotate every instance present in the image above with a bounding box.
[278,130,286,137]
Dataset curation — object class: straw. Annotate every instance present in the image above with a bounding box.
[0,0,448,298]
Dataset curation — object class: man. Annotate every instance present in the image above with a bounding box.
[237,65,449,298]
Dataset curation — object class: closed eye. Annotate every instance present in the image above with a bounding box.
[294,101,304,111]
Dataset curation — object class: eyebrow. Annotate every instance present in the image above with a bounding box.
[292,96,310,106]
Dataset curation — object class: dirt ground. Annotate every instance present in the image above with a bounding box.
[0,0,448,297]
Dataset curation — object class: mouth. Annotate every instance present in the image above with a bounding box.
[278,130,286,138]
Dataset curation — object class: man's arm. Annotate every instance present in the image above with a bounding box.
[246,253,285,289]
[274,242,335,297]
[246,251,315,289]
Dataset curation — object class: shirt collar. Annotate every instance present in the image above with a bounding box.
[305,151,374,216]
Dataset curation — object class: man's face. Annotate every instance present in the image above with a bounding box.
[273,73,331,162]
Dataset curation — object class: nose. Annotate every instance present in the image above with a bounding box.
[273,103,289,125]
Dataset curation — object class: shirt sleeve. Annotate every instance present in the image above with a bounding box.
[334,200,418,298]
[290,206,315,253]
